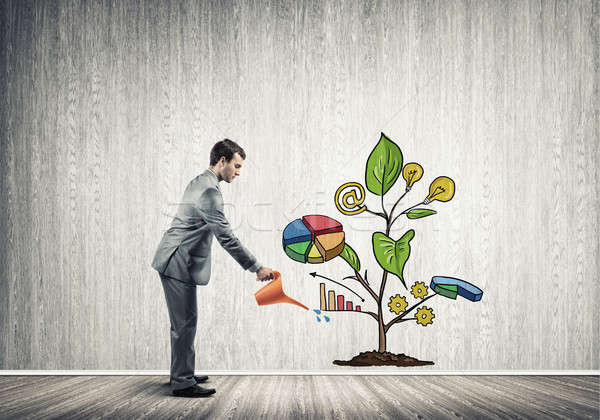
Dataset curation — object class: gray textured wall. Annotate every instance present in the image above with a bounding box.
[1,0,598,371]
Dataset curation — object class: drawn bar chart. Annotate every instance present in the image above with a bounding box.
[319,283,361,312]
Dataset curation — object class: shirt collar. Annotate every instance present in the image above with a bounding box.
[204,168,220,183]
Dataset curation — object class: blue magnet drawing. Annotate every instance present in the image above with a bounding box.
[430,276,483,301]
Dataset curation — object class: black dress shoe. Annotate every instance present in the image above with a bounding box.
[169,375,209,385]
[172,384,216,398]
[194,375,209,383]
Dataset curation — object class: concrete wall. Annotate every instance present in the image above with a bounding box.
[1,0,597,370]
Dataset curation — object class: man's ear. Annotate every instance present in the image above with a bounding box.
[219,156,226,166]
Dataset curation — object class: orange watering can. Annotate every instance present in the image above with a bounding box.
[254,271,309,310]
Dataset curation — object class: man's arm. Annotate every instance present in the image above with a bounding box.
[198,187,262,272]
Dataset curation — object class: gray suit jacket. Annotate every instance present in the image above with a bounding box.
[152,169,261,285]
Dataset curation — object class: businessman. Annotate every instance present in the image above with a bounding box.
[152,139,274,398]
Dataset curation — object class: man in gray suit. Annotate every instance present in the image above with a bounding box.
[152,139,274,398]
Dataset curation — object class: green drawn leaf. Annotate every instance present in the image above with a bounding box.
[406,209,437,219]
[338,243,360,272]
[372,229,415,289]
[365,132,403,196]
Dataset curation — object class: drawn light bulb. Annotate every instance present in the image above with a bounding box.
[402,163,424,192]
[423,176,455,204]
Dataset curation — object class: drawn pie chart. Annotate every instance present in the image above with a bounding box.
[283,215,345,264]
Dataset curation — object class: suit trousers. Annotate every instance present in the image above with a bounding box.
[160,273,199,391]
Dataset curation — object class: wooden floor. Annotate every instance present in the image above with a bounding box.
[0,376,598,419]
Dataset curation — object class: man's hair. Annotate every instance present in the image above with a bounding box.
[209,139,246,165]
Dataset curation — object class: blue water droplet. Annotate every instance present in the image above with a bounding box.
[316,316,321,322]
[313,309,322,315]
[324,315,330,322]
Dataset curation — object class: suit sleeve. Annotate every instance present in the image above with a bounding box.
[198,187,261,272]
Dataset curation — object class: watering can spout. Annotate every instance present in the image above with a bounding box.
[254,271,309,311]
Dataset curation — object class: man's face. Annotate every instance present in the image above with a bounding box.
[221,152,244,183]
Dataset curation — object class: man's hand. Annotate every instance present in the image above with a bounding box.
[256,266,274,282]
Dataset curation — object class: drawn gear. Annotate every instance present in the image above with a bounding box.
[411,281,429,299]
[415,306,435,326]
[388,294,408,315]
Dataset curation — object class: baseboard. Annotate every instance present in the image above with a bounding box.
[0,370,598,376]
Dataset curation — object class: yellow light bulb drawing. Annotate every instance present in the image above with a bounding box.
[402,163,424,192]
[423,176,455,204]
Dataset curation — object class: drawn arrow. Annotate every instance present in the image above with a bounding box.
[309,272,365,302]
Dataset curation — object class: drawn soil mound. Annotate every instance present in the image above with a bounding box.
[333,351,434,367]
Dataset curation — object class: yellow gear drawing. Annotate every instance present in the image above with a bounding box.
[415,306,435,326]
[411,281,429,299]
[388,294,408,315]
